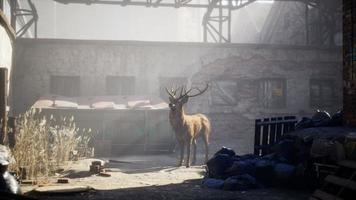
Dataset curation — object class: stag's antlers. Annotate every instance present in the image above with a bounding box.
[165,84,209,100]
[165,83,211,167]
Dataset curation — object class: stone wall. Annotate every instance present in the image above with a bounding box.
[12,39,342,154]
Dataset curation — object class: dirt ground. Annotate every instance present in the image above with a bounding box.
[22,154,312,200]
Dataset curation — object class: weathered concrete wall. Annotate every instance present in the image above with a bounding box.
[0,26,12,73]
[12,39,342,154]
[0,14,13,109]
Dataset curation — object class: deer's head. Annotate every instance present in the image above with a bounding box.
[165,84,209,112]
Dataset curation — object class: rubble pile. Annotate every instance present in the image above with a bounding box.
[203,110,356,191]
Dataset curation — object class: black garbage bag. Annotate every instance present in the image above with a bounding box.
[295,117,314,130]
[223,174,260,191]
[207,154,234,179]
[312,110,331,127]
[329,110,343,127]
[225,158,259,176]
[274,163,296,180]
[232,154,259,161]
[214,147,236,157]
[0,147,21,195]
[201,178,225,189]
[254,159,276,185]
[272,139,298,164]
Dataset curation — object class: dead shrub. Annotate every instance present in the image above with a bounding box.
[9,108,92,180]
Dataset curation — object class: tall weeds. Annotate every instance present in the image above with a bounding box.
[10,109,92,180]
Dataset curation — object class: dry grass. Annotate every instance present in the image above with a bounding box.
[9,108,92,180]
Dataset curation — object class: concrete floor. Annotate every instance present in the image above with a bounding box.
[23,154,312,200]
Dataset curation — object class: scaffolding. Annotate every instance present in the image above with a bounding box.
[10,0,341,46]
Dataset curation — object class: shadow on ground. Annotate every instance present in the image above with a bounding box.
[26,179,311,200]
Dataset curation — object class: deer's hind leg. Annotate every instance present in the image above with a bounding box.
[202,128,210,164]
[186,138,193,168]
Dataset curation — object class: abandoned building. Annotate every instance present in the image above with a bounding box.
[0,0,355,200]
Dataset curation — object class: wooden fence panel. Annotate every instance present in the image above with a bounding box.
[254,116,298,156]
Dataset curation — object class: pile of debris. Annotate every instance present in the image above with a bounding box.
[203,145,308,191]
[0,145,21,195]
[203,110,356,191]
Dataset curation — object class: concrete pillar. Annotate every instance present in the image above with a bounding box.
[343,0,356,126]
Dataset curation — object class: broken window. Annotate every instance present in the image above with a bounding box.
[106,76,135,95]
[310,79,334,108]
[159,76,187,101]
[50,75,80,97]
[258,78,286,109]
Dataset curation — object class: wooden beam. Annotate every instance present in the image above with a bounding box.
[0,68,8,145]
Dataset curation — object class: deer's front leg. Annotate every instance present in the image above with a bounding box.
[186,138,193,168]
[178,141,185,167]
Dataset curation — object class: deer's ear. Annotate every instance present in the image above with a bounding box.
[182,96,189,104]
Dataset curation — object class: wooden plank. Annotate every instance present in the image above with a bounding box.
[312,189,343,200]
[261,118,270,156]
[325,175,356,190]
[282,116,293,133]
[338,160,356,169]
[290,120,297,132]
[254,119,262,156]
[34,185,92,194]
[283,117,290,134]
[289,116,297,132]
[275,117,283,142]
[254,116,297,156]
[255,119,298,126]
[269,117,277,146]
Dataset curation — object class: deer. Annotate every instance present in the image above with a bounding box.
[165,84,211,167]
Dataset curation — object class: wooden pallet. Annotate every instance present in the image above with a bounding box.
[254,116,297,156]
[310,160,356,200]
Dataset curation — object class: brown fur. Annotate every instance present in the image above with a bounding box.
[166,85,211,167]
